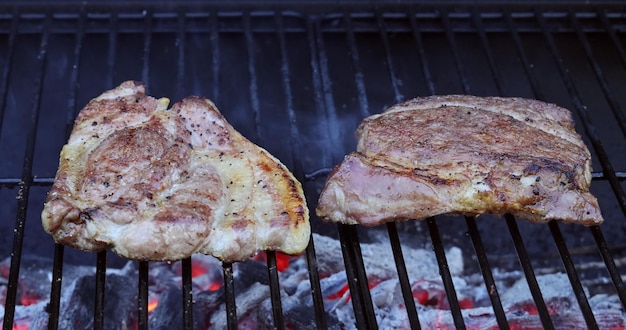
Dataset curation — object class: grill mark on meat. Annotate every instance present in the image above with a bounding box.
[412,168,460,186]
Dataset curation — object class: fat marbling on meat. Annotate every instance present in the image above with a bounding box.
[42,81,310,262]
[316,95,603,226]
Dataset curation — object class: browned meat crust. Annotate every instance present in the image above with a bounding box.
[316,95,603,226]
[42,81,310,262]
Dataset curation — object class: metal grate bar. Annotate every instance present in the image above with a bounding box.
[210,10,220,103]
[569,10,626,137]
[337,224,378,329]
[0,9,18,136]
[599,9,626,68]
[176,10,185,101]
[2,14,50,329]
[223,262,237,329]
[312,17,343,165]
[505,214,554,329]
[135,12,153,329]
[64,8,86,138]
[303,235,328,329]
[465,217,509,329]
[376,10,404,103]
[599,9,626,71]
[439,7,471,94]
[274,10,302,178]
[106,10,118,88]
[303,16,331,329]
[49,9,87,329]
[470,7,504,96]
[504,10,544,100]
[181,257,194,330]
[243,11,263,144]
[386,222,421,329]
[141,9,152,84]
[535,10,626,219]
[343,11,370,118]
[48,244,64,330]
[137,261,149,330]
[94,251,107,330]
[548,222,598,329]
[589,226,626,310]
[266,251,286,329]
[426,218,465,329]
[408,8,435,95]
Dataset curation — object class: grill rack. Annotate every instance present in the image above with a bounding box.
[0,2,625,330]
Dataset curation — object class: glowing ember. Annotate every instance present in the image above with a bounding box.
[252,251,292,272]
[147,299,158,313]
[1,234,624,329]
[275,252,291,272]
[207,282,221,291]
[191,260,209,278]
[325,283,350,301]
[411,279,472,310]
[19,294,41,307]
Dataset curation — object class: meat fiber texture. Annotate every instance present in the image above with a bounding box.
[42,81,310,262]
[316,95,603,226]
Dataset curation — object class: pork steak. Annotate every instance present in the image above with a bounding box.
[42,81,310,262]
[316,95,603,226]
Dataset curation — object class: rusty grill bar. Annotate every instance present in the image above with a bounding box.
[1,2,626,330]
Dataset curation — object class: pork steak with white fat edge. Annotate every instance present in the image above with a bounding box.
[42,81,310,262]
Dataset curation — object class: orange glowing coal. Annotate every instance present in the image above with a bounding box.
[253,251,291,272]
[147,299,159,313]
[12,322,29,330]
[275,252,291,272]
[325,278,382,302]
[207,282,221,291]
[20,293,41,307]
[188,258,223,291]
[191,260,208,278]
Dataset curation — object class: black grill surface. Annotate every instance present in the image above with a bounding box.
[1,2,626,329]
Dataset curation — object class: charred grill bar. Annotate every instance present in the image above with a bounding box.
[1,2,626,329]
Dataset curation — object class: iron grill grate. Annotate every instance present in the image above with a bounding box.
[0,3,625,330]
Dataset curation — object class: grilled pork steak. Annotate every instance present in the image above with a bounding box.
[316,95,603,226]
[42,81,310,262]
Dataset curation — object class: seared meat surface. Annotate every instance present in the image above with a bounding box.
[316,95,603,226]
[42,81,309,262]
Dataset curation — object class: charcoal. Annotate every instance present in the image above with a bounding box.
[234,260,270,290]
[146,283,225,330]
[58,274,136,330]
[193,289,224,328]
[148,284,183,330]
[257,288,342,330]
[1,256,52,305]
[210,282,269,327]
